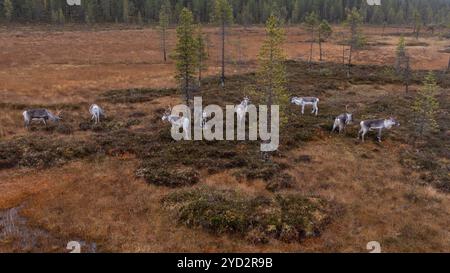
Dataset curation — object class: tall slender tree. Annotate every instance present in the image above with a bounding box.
[213,0,233,87]
[196,24,208,86]
[304,11,319,66]
[412,72,440,141]
[402,56,412,93]
[4,0,13,22]
[159,0,170,62]
[318,20,333,62]
[344,8,364,75]
[172,8,198,106]
[412,10,422,40]
[447,56,450,73]
[123,0,129,24]
[395,36,407,73]
[257,14,289,131]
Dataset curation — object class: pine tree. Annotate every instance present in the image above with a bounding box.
[196,24,208,86]
[395,36,406,73]
[344,8,364,75]
[447,56,450,73]
[3,0,450,26]
[305,11,319,65]
[137,11,143,25]
[159,0,170,62]
[85,1,96,24]
[257,14,289,130]
[172,8,198,106]
[213,0,233,87]
[318,20,333,62]
[402,56,412,93]
[123,0,129,24]
[4,0,13,22]
[241,3,252,28]
[58,8,65,25]
[412,72,440,141]
[412,10,422,39]
[292,0,302,23]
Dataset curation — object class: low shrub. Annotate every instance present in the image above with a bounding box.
[136,167,199,188]
[101,88,176,104]
[162,187,332,243]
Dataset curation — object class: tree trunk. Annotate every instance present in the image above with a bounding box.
[221,21,225,87]
[185,70,189,106]
[264,48,274,160]
[319,32,323,62]
[447,56,450,73]
[405,57,410,93]
[198,55,202,87]
[309,30,314,67]
[162,28,167,62]
[347,45,353,77]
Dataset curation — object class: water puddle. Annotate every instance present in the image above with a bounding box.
[0,206,97,253]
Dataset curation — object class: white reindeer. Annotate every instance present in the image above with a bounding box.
[236,96,250,124]
[89,104,105,124]
[358,117,400,142]
[162,107,191,140]
[291,97,320,116]
[332,106,353,133]
[23,109,62,128]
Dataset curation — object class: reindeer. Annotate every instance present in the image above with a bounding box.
[162,106,191,139]
[332,106,353,133]
[23,109,62,128]
[236,96,250,124]
[358,117,400,142]
[291,97,320,116]
[89,104,105,124]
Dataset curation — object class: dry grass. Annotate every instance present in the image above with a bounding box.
[1,25,449,106]
[284,139,450,252]
[1,25,449,253]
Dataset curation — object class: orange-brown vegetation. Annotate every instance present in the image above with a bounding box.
[0,25,449,253]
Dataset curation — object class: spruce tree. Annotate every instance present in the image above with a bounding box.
[447,56,450,73]
[412,10,422,40]
[344,8,364,75]
[85,1,96,24]
[395,36,406,73]
[123,0,129,24]
[412,72,440,141]
[58,8,65,25]
[4,0,13,22]
[402,56,412,93]
[172,8,198,106]
[318,20,333,62]
[196,24,208,86]
[305,11,319,66]
[257,14,289,129]
[159,0,170,62]
[213,0,233,87]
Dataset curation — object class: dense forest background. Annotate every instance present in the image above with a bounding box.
[1,0,450,26]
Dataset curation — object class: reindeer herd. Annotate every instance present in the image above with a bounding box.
[22,96,400,143]
[290,96,399,142]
